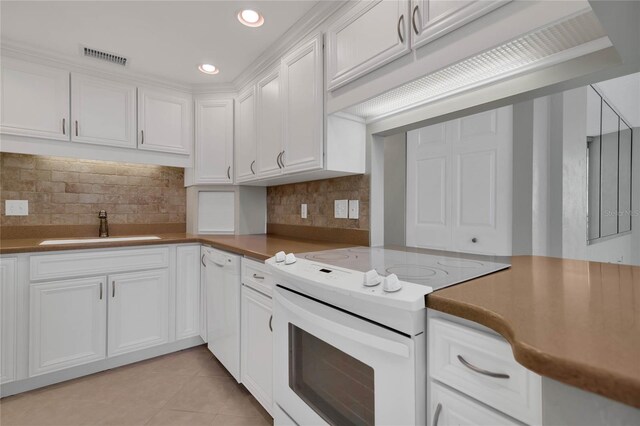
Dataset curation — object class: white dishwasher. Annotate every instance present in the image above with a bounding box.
[202,246,241,382]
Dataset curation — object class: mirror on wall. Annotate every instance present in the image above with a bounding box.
[586,85,634,244]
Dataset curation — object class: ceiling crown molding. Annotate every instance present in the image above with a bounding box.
[192,0,351,94]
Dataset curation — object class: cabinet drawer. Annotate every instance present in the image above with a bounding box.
[241,258,273,297]
[429,318,540,425]
[429,381,521,426]
[30,247,170,281]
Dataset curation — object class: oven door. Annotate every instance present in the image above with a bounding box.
[273,286,424,426]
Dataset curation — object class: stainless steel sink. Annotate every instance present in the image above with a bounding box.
[39,236,161,245]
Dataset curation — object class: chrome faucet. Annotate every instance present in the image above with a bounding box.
[98,210,109,237]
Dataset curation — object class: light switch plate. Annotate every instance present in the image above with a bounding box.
[334,200,348,218]
[301,204,308,219]
[348,200,359,219]
[5,200,28,216]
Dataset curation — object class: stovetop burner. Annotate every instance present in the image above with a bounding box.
[296,246,510,292]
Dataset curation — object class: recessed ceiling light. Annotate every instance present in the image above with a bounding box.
[237,9,264,27]
[198,64,219,75]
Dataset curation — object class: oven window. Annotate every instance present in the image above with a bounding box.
[289,324,374,426]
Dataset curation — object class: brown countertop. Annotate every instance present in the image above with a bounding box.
[427,256,640,408]
[0,233,355,260]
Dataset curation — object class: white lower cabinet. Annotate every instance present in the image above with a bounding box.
[108,269,169,357]
[176,245,201,340]
[1,258,18,384]
[241,285,273,415]
[29,276,107,376]
[429,381,521,426]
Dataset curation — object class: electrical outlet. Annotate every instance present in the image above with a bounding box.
[348,200,359,219]
[301,203,308,219]
[334,200,348,218]
[5,200,28,216]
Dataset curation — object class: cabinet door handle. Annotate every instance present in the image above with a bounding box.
[227,166,231,180]
[276,152,282,169]
[471,237,478,243]
[112,281,116,298]
[62,118,66,135]
[250,160,256,175]
[99,282,103,300]
[201,254,206,267]
[75,120,79,136]
[252,273,264,280]
[433,403,442,426]
[412,5,419,34]
[397,14,405,43]
[280,150,285,168]
[269,315,273,332]
[457,355,510,379]
[140,130,144,144]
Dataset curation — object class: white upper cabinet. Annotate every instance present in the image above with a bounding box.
[281,34,324,174]
[235,86,258,183]
[71,73,137,149]
[191,98,234,184]
[0,57,69,141]
[256,67,283,179]
[326,0,411,90]
[410,0,511,49]
[138,86,192,155]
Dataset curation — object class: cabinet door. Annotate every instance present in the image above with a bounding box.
[235,87,258,183]
[71,73,137,148]
[0,57,69,141]
[0,258,17,384]
[326,0,411,90]
[410,0,510,50]
[193,98,234,184]
[138,87,192,155]
[241,286,273,415]
[256,67,283,178]
[29,276,107,376]
[176,246,201,340]
[108,269,169,356]
[281,34,324,174]
[429,381,520,426]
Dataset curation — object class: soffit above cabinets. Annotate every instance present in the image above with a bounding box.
[344,10,610,123]
[0,1,319,85]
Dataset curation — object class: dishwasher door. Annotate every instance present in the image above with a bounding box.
[203,246,241,382]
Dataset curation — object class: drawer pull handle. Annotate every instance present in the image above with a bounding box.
[433,403,442,426]
[457,355,510,379]
[252,273,265,280]
[269,315,273,332]
[201,254,206,267]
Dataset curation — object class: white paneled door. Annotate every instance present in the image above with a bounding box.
[256,67,283,178]
[281,34,324,174]
[108,269,169,356]
[29,276,107,376]
[175,246,201,340]
[407,106,512,255]
[71,73,137,148]
[0,57,69,141]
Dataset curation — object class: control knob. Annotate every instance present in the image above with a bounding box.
[383,274,402,293]
[363,270,381,287]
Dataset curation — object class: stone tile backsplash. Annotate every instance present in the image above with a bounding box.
[0,153,186,227]
[267,174,369,230]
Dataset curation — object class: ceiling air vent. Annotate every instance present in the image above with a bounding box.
[82,47,127,66]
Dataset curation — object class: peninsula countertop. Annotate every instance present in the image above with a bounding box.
[427,255,640,408]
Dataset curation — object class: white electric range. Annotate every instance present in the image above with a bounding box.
[266,246,510,426]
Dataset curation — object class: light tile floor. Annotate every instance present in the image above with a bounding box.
[0,345,273,426]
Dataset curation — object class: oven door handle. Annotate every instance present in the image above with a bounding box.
[275,289,411,358]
